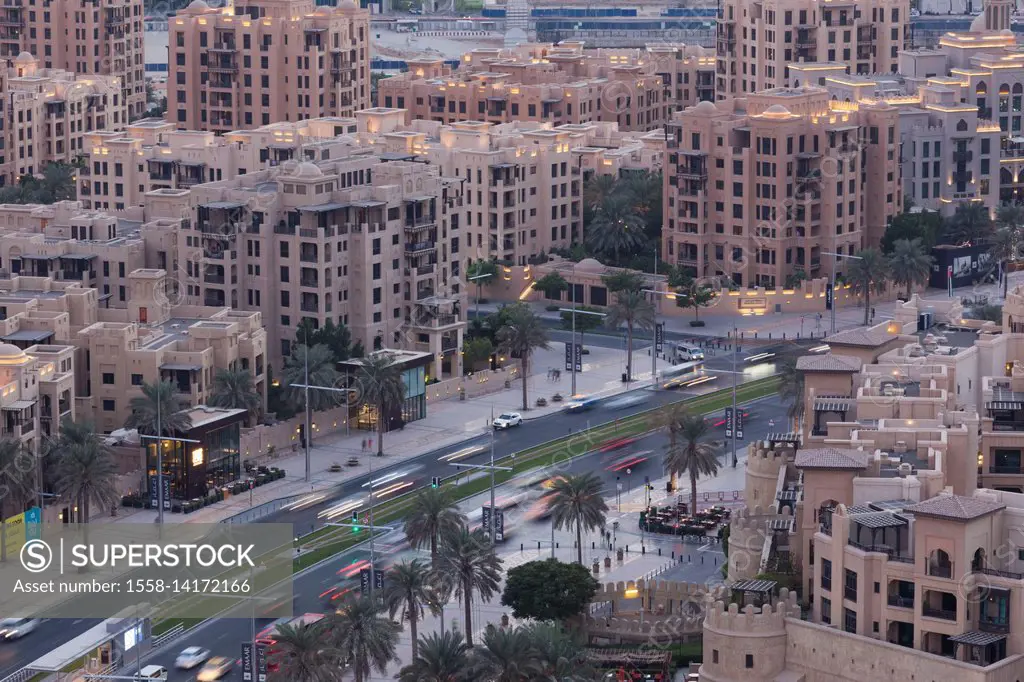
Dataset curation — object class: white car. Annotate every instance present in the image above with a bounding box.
[0,618,38,639]
[175,646,211,669]
[492,412,523,429]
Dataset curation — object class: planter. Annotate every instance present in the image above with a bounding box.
[552,393,563,402]
[504,379,511,389]
[536,397,548,407]
[689,320,706,327]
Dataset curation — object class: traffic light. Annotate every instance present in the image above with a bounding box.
[351,510,360,532]
[431,476,440,489]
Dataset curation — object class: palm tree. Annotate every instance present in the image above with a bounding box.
[266,621,342,682]
[398,630,473,682]
[382,559,440,661]
[888,238,933,300]
[994,204,1024,297]
[946,203,993,245]
[846,248,889,326]
[522,622,594,682]
[664,414,720,518]
[0,437,32,561]
[585,196,649,264]
[329,595,400,682]
[619,171,663,240]
[125,379,192,436]
[283,343,341,413]
[434,528,503,647]
[53,421,119,525]
[777,357,805,432]
[470,625,543,682]
[605,288,656,383]
[541,472,608,565]
[650,401,689,492]
[209,366,262,425]
[354,352,406,457]
[582,174,616,212]
[495,302,550,411]
[404,487,467,563]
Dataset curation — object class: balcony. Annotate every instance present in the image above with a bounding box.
[887,595,915,609]
[405,241,437,254]
[300,277,319,288]
[990,420,1024,432]
[404,216,436,230]
[988,464,1024,474]
[954,150,973,163]
[204,274,225,285]
[922,605,957,621]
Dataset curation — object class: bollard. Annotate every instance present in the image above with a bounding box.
[520,543,524,552]
[626,545,629,553]
[658,547,661,556]
[701,556,704,564]
[641,545,646,555]
[715,557,719,565]
[671,551,674,559]
[592,542,595,549]
[538,541,541,551]
[556,542,559,549]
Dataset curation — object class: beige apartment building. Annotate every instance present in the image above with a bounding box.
[699,294,1024,681]
[0,266,266,433]
[379,41,715,133]
[715,0,909,99]
[167,0,370,134]
[142,140,467,378]
[662,86,900,288]
[0,0,145,118]
[0,53,125,185]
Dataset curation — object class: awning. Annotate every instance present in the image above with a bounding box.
[949,631,1007,647]
[777,489,800,502]
[2,399,36,411]
[850,511,908,529]
[731,579,777,594]
[379,152,417,161]
[814,398,853,411]
[350,200,385,208]
[405,195,434,202]
[767,518,794,531]
[58,254,98,261]
[160,363,202,372]
[19,254,58,260]
[201,201,245,210]
[298,202,348,213]
[2,329,53,342]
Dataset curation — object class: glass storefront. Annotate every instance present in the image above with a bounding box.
[145,420,241,501]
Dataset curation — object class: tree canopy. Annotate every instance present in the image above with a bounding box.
[501,559,599,622]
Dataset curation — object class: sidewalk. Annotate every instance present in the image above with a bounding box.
[103,342,657,525]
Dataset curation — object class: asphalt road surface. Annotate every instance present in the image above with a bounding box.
[0,369,784,679]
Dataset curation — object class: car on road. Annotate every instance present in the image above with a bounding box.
[492,412,523,429]
[604,394,648,410]
[605,451,651,472]
[707,409,752,429]
[175,646,211,669]
[135,665,168,681]
[197,657,233,681]
[565,395,601,412]
[0,618,38,640]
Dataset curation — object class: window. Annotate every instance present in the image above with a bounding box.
[844,569,858,601]
[843,607,857,633]
[745,655,753,669]
[821,597,832,624]
[712,650,719,664]
[821,558,832,590]
[131,374,143,386]
[102,373,115,385]
[102,399,115,412]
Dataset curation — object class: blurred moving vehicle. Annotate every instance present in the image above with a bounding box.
[197,657,233,681]
[604,394,648,410]
[175,647,210,669]
[565,395,601,412]
[0,618,38,640]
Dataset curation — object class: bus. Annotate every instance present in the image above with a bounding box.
[661,360,715,389]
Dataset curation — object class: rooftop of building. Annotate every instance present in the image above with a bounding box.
[796,354,863,373]
[904,493,1006,521]
[794,447,870,470]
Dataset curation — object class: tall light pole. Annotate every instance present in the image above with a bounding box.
[303,327,311,483]
[821,251,863,334]
[557,307,606,396]
[469,272,493,321]
[138,382,199,525]
[642,287,673,390]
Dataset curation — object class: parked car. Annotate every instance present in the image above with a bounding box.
[492,412,523,429]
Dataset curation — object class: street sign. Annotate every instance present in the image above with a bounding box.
[725,407,733,438]
[655,323,665,353]
[617,483,623,491]
[564,342,583,372]
[481,506,505,542]
[241,644,253,682]
[825,282,834,311]
[626,468,632,475]
[149,476,170,510]
[256,643,267,682]
[360,567,385,593]
[736,407,744,440]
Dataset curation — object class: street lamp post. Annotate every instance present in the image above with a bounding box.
[139,389,200,525]
[449,455,513,549]
[821,251,864,334]
[557,307,606,396]
[642,287,674,390]
[468,272,493,321]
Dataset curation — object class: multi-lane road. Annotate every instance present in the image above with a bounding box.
[0,346,799,680]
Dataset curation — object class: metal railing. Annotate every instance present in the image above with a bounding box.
[887,595,914,608]
[921,605,957,621]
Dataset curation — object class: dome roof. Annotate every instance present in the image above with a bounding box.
[504,27,528,48]
[692,100,717,114]
[0,343,27,365]
[763,104,792,115]
[575,258,605,272]
[293,162,323,178]
[14,52,34,63]
[970,12,986,32]
[683,45,706,58]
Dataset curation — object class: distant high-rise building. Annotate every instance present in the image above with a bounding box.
[0,0,145,119]
[504,0,529,46]
[167,0,370,133]
[715,0,910,100]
